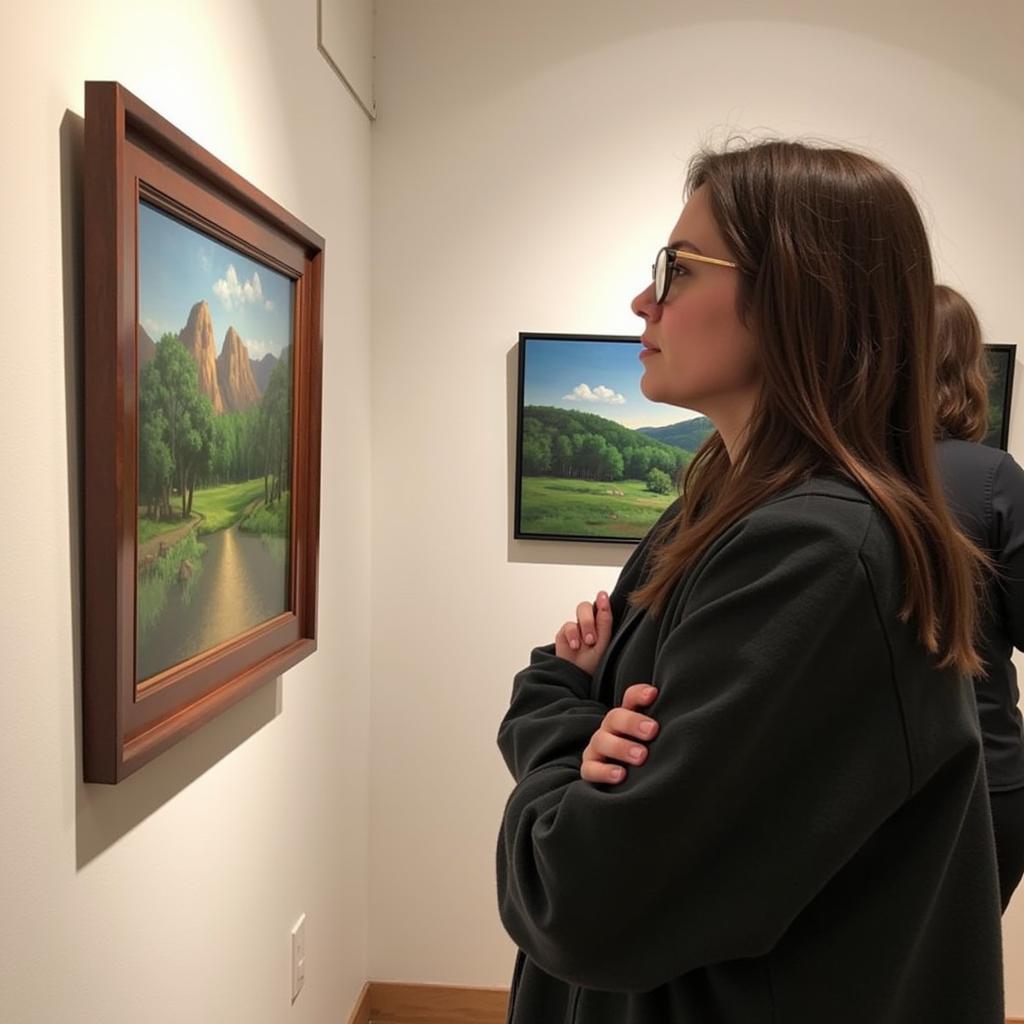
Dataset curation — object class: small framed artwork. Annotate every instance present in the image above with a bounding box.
[983,344,1016,451]
[83,82,324,782]
[514,333,714,543]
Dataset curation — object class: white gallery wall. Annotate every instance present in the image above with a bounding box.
[0,1,373,1022]
[370,0,1024,1014]
[2,1,1022,1021]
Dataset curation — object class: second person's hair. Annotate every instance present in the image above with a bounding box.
[934,283,990,442]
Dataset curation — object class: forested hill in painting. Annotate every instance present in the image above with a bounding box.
[138,299,288,414]
[522,405,691,482]
[636,416,715,451]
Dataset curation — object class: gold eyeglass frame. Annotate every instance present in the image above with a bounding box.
[652,246,739,303]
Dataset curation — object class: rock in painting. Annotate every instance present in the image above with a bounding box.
[177,300,225,413]
[217,327,262,413]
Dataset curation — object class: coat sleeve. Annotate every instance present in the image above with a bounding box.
[991,452,1024,651]
[497,499,682,784]
[496,502,912,993]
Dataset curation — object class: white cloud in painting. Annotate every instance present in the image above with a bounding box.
[198,249,212,273]
[142,316,165,338]
[213,264,266,310]
[562,383,626,405]
[264,299,274,312]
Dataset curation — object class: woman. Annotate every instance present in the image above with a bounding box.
[933,282,1024,912]
[496,140,1005,1023]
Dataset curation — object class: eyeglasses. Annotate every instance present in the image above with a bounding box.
[651,246,738,304]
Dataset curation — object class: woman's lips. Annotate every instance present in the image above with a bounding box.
[640,338,660,358]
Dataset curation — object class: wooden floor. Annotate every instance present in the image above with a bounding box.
[348,982,509,1024]
[347,982,1024,1024]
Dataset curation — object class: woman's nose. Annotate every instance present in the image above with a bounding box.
[631,282,660,322]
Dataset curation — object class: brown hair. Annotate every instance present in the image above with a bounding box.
[631,139,988,676]
[934,283,990,442]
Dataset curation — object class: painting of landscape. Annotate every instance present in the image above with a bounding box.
[136,200,295,682]
[516,334,714,542]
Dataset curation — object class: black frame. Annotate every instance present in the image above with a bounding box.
[515,331,662,545]
[984,343,1016,452]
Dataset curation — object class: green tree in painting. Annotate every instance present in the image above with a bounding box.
[180,387,216,517]
[209,407,264,485]
[522,433,552,475]
[260,356,292,505]
[520,406,689,484]
[138,334,216,520]
[139,406,174,519]
[646,467,673,494]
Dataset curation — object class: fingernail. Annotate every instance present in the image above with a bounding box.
[646,687,658,700]
[630,746,645,761]
[610,767,625,781]
[585,633,595,645]
[570,639,579,650]
[640,721,655,736]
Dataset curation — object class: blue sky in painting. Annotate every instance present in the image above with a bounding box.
[521,337,702,430]
[138,201,293,361]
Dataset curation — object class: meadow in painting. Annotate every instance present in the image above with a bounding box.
[136,201,294,682]
[516,335,714,541]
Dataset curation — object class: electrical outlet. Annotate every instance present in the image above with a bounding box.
[291,913,306,1002]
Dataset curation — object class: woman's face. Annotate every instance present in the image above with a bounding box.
[631,186,760,420]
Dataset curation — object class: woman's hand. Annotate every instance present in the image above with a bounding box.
[581,683,660,784]
[554,590,613,677]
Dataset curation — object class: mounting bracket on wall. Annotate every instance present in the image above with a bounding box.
[317,0,377,122]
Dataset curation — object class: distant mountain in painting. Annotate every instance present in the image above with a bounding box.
[636,416,715,452]
[138,301,287,411]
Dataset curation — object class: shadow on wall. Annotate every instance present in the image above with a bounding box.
[59,108,281,869]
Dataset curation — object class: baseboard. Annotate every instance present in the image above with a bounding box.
[349,982,1022,1024]
[356,981,509,1024]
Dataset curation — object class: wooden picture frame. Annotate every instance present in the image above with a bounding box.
[83,82,324,783]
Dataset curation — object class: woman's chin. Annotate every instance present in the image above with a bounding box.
[640,372,672,405]
[639,373,659,402]
[641,373,701,412]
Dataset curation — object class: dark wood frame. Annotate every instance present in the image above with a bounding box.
[984,343,1016,452]
[83,82,324,783]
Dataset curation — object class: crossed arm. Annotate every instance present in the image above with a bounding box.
[496,506,910,993]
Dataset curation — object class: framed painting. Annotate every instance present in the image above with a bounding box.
[514,333,714,543]
[983,343,1016,451]
[83,82,324,782]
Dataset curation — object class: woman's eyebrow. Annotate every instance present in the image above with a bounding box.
[669,239,703,253]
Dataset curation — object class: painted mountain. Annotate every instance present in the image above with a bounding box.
[217,326,262,412]
[637,416,715,452]
[177,300,225,413]
[250,352,280,395]
[141,300,284,414]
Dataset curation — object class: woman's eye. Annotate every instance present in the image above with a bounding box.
[673,265,690,279]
